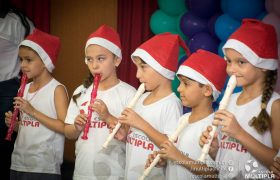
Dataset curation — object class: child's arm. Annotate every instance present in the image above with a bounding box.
[14,85,68,134]
[64,113,87,139]
[214,99,280,168]
[119,108,168,147]
[159,140,218,177]
[90,99,118,128]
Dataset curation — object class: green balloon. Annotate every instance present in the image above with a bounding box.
[172,76,180,97]
[158,0,187,16]
[150,10,177,34]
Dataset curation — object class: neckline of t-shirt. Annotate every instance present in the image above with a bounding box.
[89,80,122,94]
[27,78,54,95]
[140,92,176,107]
[234,92,262,108]
[184,112,214,126]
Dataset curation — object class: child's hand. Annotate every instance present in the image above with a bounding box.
[113,125,128,142]
[145,151,167,169]
[90,99,110,121]
[213,109,243,139]
[158,140,183,162]
[74,113,87,132]
[119,108,145,130]
[14,97,35,116]
[199,126,219,159]
[4,111,14,127]
[270,157,280,179]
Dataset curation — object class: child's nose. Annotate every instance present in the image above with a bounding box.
[91,60,99,69]
[136,69,142,79]
[227,64,237,75]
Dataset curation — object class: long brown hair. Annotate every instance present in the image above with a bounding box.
[250,70,277,134]
[72,72,93,103]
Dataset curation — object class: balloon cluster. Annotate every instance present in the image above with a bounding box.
[181,0,221,55]
[264,0,280,93]
[150,0,187,96]
[149,0,279,105]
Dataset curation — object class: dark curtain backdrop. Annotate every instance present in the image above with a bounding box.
[117,0,158,88]
[10,0,50,32]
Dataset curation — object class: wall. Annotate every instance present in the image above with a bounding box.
[50,0,117,162]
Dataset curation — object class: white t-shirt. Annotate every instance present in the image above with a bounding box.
[65,81,135,180]
[216,92,280,180]
[0,12,34,81]
[166,113,215,180]
[11,79,65,174]
[125,92,182,180]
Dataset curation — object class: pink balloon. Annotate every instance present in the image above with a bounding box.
[265,0,274,13]
[273,0,280,16]
[275,43,280,93]
[263,13,280,42]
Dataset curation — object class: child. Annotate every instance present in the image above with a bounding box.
[117,33,185,179]
[146,49,227,179]
[4,29,69,179]
[63,25,136,180]
[200,19,280,179]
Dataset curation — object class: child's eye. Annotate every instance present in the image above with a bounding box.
[238,60,246,65]
[85,57,93,63]
[97,57,105,62]
[226,59,232,64]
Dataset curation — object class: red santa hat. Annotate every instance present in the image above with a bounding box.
[177,49,227,101]
[85,24,122,61]
[223,19,278,70]
[19,29,60,73]
[131,32,190,80]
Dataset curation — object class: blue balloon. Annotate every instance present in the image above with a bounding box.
[188,32,219,53]
[221,0,228,13]
[218,41,226,57]
[215,14,241,41]
[150,10,177,34]
[180,11,208,37]
[256,11,267,20]
[208,13,221,38]
[187,0,220,19]
[225,0,265,20]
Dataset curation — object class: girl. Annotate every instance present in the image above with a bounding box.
[5,29,68,180]
[64,25,136,180]
[145,49,227,179]
[200,19,280,179]
[117,33,185,179]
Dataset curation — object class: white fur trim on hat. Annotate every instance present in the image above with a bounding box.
[131,48,175,80]
[176,66,220,101]
[223,39,278,70]
[85,37,122,59]
[20,40,55,72]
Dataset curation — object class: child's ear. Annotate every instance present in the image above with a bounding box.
[114,57,121,67]
[203,84,213,98]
